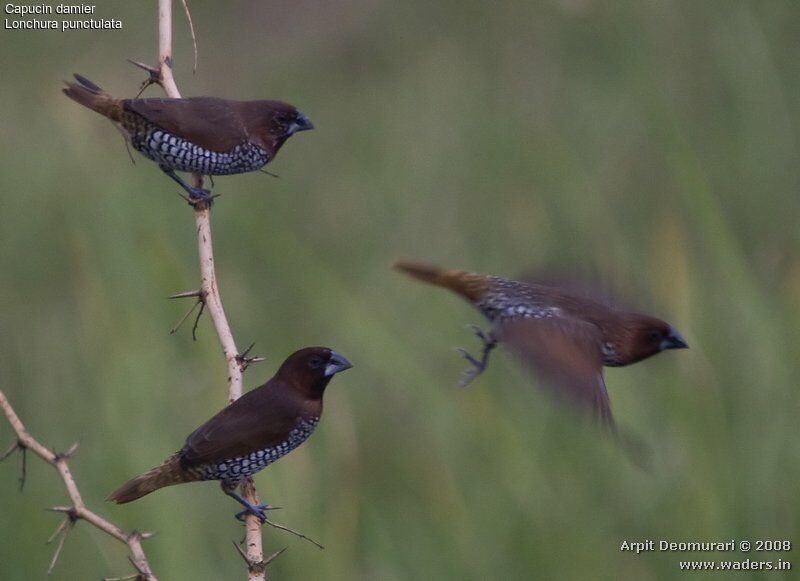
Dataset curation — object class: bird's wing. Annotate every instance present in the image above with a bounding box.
[496,315,615,430]
[123,97,247,152]
[180,384,303,467]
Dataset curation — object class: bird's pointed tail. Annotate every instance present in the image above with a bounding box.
[107,454,190,504]
[394,260,490,302]
[63,74,123,121]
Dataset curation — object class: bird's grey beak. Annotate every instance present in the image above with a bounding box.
[324,351,352,377]
[661,328,688,350]
[291,112,314,133]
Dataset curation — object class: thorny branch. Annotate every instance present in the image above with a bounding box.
[0,390,156,579]
[138,1,269,578]
[4,2,275,580]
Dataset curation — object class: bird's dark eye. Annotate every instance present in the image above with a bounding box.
[308,355,323,369]
[648,330,662,341]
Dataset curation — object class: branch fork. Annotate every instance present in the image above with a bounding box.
[0,390,157,579]
[236,343,266,372]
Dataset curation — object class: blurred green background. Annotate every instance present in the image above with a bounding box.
[1,1,798,579]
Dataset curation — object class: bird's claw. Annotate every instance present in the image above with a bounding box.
[455,325,497,387]
[455,347,482,368]
[188,185,212,199]
[178,190,219,208]
[456,351,487,387]
[234,502,277,523]
[160,165,216,206]
[466,324,492,345]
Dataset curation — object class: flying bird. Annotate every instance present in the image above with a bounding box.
[63,74,314,201]
[394,261,687,430]
[108,347,351,522]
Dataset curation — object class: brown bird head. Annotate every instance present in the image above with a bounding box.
[277,347,352,398]
[246,101,314,151]
[608,315,688,366]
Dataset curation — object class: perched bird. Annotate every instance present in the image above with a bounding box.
[63,74,313,200]
[394,261,687,430]
[108,347,351,522]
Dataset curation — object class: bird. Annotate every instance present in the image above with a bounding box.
[63,74,314,201]
[108,347,351,522]
[394,261,687,430]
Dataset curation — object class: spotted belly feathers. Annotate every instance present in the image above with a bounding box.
[130,127,270,176]
[201,417,319,485]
